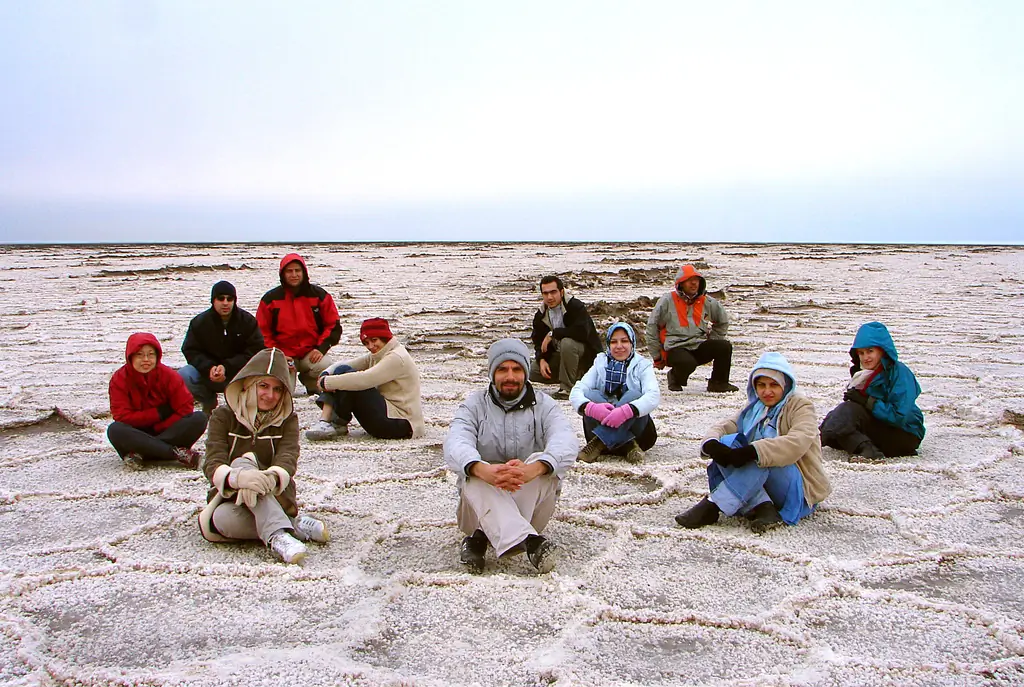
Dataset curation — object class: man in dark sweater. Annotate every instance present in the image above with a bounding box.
[529,275,603,399]
[179,281,265,414]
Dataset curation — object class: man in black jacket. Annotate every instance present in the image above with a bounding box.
[529,275,604,399]
[178,281,265,414]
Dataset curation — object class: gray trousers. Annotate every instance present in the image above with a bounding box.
[210,456,305,544]
[457,473,559,556]
[529,337,585,393]
[292,351,333,395]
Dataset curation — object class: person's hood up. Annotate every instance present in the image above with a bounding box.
[605,321,636,347]
[674,264,706,298]
[124,332,162,364]
[849,321,899,370]
[224,347,294,430]
[745,351,797,405]
[278,253,310,289]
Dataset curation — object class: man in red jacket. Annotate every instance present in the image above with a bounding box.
[256,254,343,395]
[107,332,208,470]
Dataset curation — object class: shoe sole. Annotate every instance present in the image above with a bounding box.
[305,431,337,441]
[283,551,307,564]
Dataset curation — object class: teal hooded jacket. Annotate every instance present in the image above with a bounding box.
[850,322,925,440]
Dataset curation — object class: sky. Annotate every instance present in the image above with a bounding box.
[0,1,1021,244]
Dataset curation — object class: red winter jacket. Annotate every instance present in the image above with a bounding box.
[256,253,342,359]
[109,333,196,433]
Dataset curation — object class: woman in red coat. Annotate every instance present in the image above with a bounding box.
[107,332,208,470]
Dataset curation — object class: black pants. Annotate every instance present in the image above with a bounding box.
[317,366,413,440]
[107,411,208,461]
[666,339,733,384]
[819,401,921,457]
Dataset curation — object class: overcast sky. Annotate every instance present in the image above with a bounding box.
[1,1,1021,243]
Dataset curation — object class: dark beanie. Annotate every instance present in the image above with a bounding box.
[360,318,393,343]
[211,280,237,302]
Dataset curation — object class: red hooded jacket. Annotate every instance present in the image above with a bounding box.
[256,253,342,358]
[109,333,196,433]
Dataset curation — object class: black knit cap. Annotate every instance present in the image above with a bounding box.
[211,280,237,302]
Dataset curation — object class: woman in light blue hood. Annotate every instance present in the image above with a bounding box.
[570,322,660,464]
[819,321,924,461]
[675,352,831,533]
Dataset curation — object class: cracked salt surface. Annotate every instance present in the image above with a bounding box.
[1,242,1024,685]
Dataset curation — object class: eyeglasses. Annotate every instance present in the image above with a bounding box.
[214,296,235,302]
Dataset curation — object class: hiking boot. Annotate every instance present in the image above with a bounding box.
[122,452,144,471]
[551,389,570,400]
[460,529,488,574]
[294,515,330,543]
[850,441,886,462]
[707,380,739,393]
[576,436,606,463]
[674,497,720,529]
[748,501,784,534]
[667,368,685,391]
[268,531,307,564]
[524,534,559,573]
[623,440,645,464]
[306,420,341,441]
[172,446,202,469]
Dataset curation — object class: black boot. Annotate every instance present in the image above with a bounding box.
[460,529,488,573]
[851,440,885,462]
[524,534,559,573]
[748,501,784,534]
[707,380,739,393]
[667,368,686,391]
[674,497,720,529]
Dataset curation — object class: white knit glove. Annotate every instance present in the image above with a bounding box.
[237,469,276,495]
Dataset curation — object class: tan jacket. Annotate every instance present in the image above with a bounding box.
[322,338,425,437]
[705,393,831,506]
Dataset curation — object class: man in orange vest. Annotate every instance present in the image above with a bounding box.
[645,264,738,393]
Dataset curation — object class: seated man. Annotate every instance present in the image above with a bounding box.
[529,275,603,399]
[179,280,265,415]
[256,253,342,395]
[444,338,578,574]
[646,264,738,393]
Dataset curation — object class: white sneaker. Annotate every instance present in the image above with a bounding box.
[268,531,307,564]
[294,515,330,543]
[305,419,339,441]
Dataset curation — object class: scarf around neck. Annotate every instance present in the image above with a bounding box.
[604,353,633,397]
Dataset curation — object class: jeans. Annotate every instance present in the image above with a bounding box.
[107,411,208,461]
[707,460,812,525]
[316,365,412,440]
[178,365,225,406]
[579,386,655,451]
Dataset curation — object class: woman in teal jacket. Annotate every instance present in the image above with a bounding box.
[819,322,925,460]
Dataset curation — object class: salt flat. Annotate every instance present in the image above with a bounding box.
[1,242,1023,686]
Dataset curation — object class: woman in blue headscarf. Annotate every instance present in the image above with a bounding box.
[674,352,831,533]
[570,322,660,464]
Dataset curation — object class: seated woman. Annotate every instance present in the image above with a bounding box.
[570,322,659,464]
[199,347,328,564]
[819,321,925,461]
[107,332,207,470]
[675,352,831,534]
[306,318,424,441]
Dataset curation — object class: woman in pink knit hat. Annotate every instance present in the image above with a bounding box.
[306,318,425,441]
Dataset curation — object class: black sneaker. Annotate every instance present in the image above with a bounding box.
[707,380,739,393]
[524,534,559,573]
[459,529,488,573]
[674,497,720,529]
[748,501,784,534]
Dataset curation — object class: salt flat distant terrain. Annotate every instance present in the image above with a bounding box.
[1,242,1023,686]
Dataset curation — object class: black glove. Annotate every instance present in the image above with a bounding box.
[157,403,173,420]
[702,439,730,460]
[844,388,875,410]
[715,444,758,468]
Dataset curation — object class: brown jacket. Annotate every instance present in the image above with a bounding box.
[705,393,831,506]
[199,348,300,542]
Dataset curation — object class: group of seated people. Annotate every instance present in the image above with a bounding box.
[105,257,926,570]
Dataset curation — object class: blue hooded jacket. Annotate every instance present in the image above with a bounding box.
[730,351,798,443]
[849,322,925,440]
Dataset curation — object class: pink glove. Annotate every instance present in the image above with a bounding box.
[584,402,615,423]
[602,404,635,428]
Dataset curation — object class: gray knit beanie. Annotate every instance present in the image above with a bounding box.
[487,338,531,380]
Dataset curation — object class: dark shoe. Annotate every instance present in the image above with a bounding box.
[707,380,739,393]
[748,501,784,534]
[460,529,488,573]
[524,534,559,573]
[667,369,685,391]
[623,440,645,464]
[172,446,202,469]
[674,497,720,529]
[122,452,144,471]
[551,389,570,400]
[850,441,886,462]
[576,436,606,463]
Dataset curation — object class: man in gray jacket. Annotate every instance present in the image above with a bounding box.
[444,338,578,574]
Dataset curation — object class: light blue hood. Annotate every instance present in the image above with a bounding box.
[745,351,797,408]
